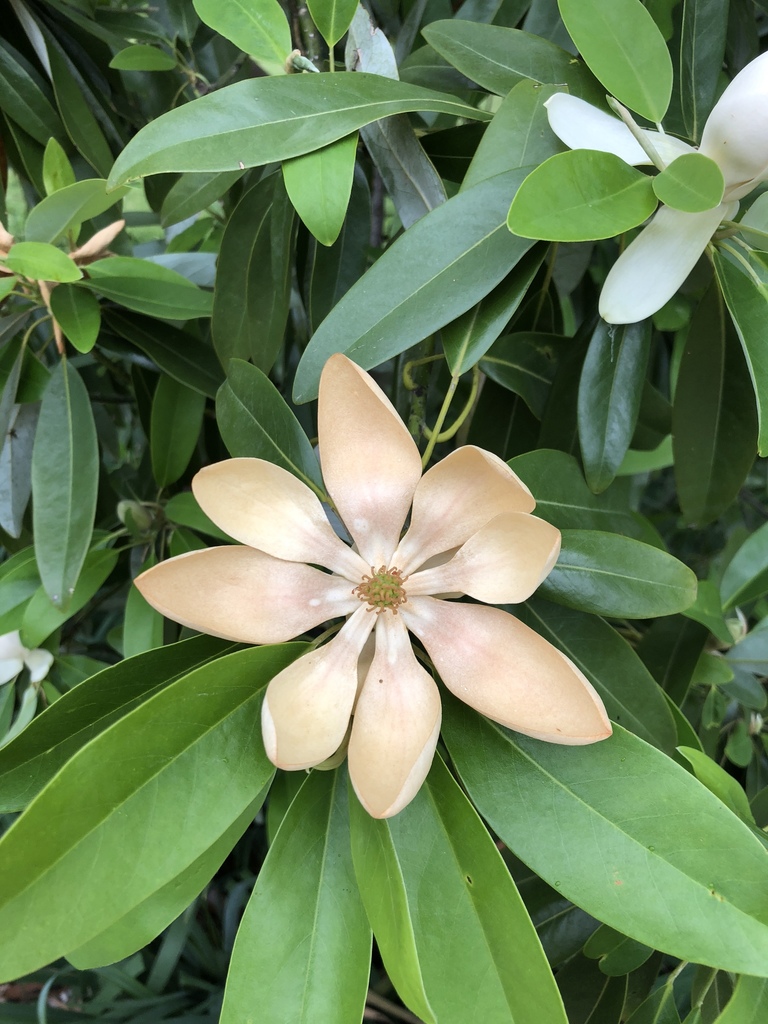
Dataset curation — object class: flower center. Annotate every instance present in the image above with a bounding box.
[353,566,408,614]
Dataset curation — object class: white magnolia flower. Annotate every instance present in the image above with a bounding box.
[0,631,53,686]
[545,51,768,324]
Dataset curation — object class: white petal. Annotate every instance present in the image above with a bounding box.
[0,631,25,660]
[348,614,441,818]
[24,648,54,683]
[545,93,650,164]
[599,203,729,324]
[0,658,24,685]
[261,606,374,770]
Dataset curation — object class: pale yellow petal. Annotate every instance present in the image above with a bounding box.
[318,354,422,565]
[404,598,611,744]
[348,614,441,818]
[192,458,367,579]
[392,446,535,575]
[135,546,357,643]
[407,512,560,604]
[261,606,374,769]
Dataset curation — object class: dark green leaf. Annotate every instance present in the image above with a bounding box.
[481,331,568,419]
[109,44,177,71]
[583,925,653,976]
[0,403,38,539]
[637,615,709,706]
[712,974,768,1024]
[47,44,114,178]
[680,0,729,142]
[721,522,768,609]
[160,170,244,227]
[557,955,628,1024]
[0,39,66,146]
[83,257,213,320]
[0,547,39,636]
[49,285,101,354]
[31,361,99,608]
[150,374,206,488]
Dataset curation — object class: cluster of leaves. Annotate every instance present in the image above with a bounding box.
[2,0,768,1021]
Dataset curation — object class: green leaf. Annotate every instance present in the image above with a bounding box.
[672,282,758,526]
[578,319,652,493]
[507,151,657,242]
[677,747,754,824]
[557,0,673,121]
[108,74,489,186]
[31,361,98,608]
[122,556,164,659]
[47,45,114,178]
[42,138,76,196]
[0,39,66,147]
[518,597,678,752]
[109,44,177,71]
[557,955,628,1021]
[625,982,681,1024]
[164,491,234,542]
[308,0,358,46]
[220,769,371,1024]
[160,170,244,227]
[49,285,101,353]
[443,703,768,975]
[0,404,37,540]
[0,547,39,636]
[0,635,239,812]
[150,374,206,488]
[105,311,224,398]
[294,169,534,401]
[442,250,545,376]
[192,0,291,69]
[83,257,213,320]
[721,522,768,609]
[422,20,603,103]
[712,975,768,1024]
[0,644,302,982]
[540,530,698,618]
[350,754,568,1024]
[212,174,295,371]
[3,241,82,283]
[682,579,732,645]
[679,0,729,143]
[480,331,569,418]
[653,153,724,213]
[583,924,653,976]
[713,248,768,456]
[216,359,325,493]
[24,179,128,245]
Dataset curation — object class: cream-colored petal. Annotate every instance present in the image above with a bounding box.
[348,613,441,818]
[404,598,611,744]
[24,648,54,683]
[70,219,125,262]
[0,631,25,659]
[261,606,374,770]
[407,512,560,604]
[192,459,367,579]
[0,658,24,685]
[318,354,422,566]
[135,546,358,644]
[392,446,535,575]
[599,203,728,324]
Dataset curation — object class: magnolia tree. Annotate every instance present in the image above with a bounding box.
[1,0,768,1021]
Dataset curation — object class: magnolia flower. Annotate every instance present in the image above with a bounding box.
[545,51,768,324]
[0,631,53,686]
[136,355,611,818]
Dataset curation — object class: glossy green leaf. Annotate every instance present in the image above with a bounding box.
[108,74,489,186]
[519,597,678,752]
[283,133,357,247]
[220,769,370,1024]
[0,403,38,539]
[509,449,651,540]
[678,747,754,824]
[653,154,724,213]
[49,285,101,353]
[422,20,602,102]
[164,491,234,542]
[350,754,568,1024]
[721,522,768,609]
[0,39,66,146]
[713,248,768,455]
[47,45,114,178]
[443,703,768,975]
[682,579,732,644]
[216,359,324,493]
[150,374,206,488]
[558,0,673,121]
[638,615,709,706]
[480,331,569,418]
[212,174,295,371]
[0,644,302,982]
[123,555,164,660]
[21,547,117,649]
[193,0,291,69]
[24,179,127,245]
[540,530,698,618]
[160,170,244,227]
[673,282,758,525]
[578,319,652,493]
[583,925,653,976]
[68,788,268,969]
[83,257,212,320]
[294,169,534,401]
[109,44,177,71]
[508,151,657,242]
[679,0,729,142]
[309,0,358,46]
[0,635,238,813]
[3,241,82,283]
[105,311,224,398]
[557,954,628,1023]
[42,138,76,195]
[31,361,98,608]
[442,250,545,376]
[712,975,768,1024]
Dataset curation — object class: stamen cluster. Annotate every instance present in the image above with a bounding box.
[353,566,408,614]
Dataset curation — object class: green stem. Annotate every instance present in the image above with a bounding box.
[421,374,459,468]
[402,341,438,444]
[424,365,480,444]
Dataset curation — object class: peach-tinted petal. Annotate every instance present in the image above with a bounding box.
[261,606,375,769]
[192,458,367,579]
[348,613,441,818]
[404,598,611,744]
[407,512,560,604]
[70,219,125,262]
[392,446,535,574]
[135,546,358,643]
[318,354,422,566]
